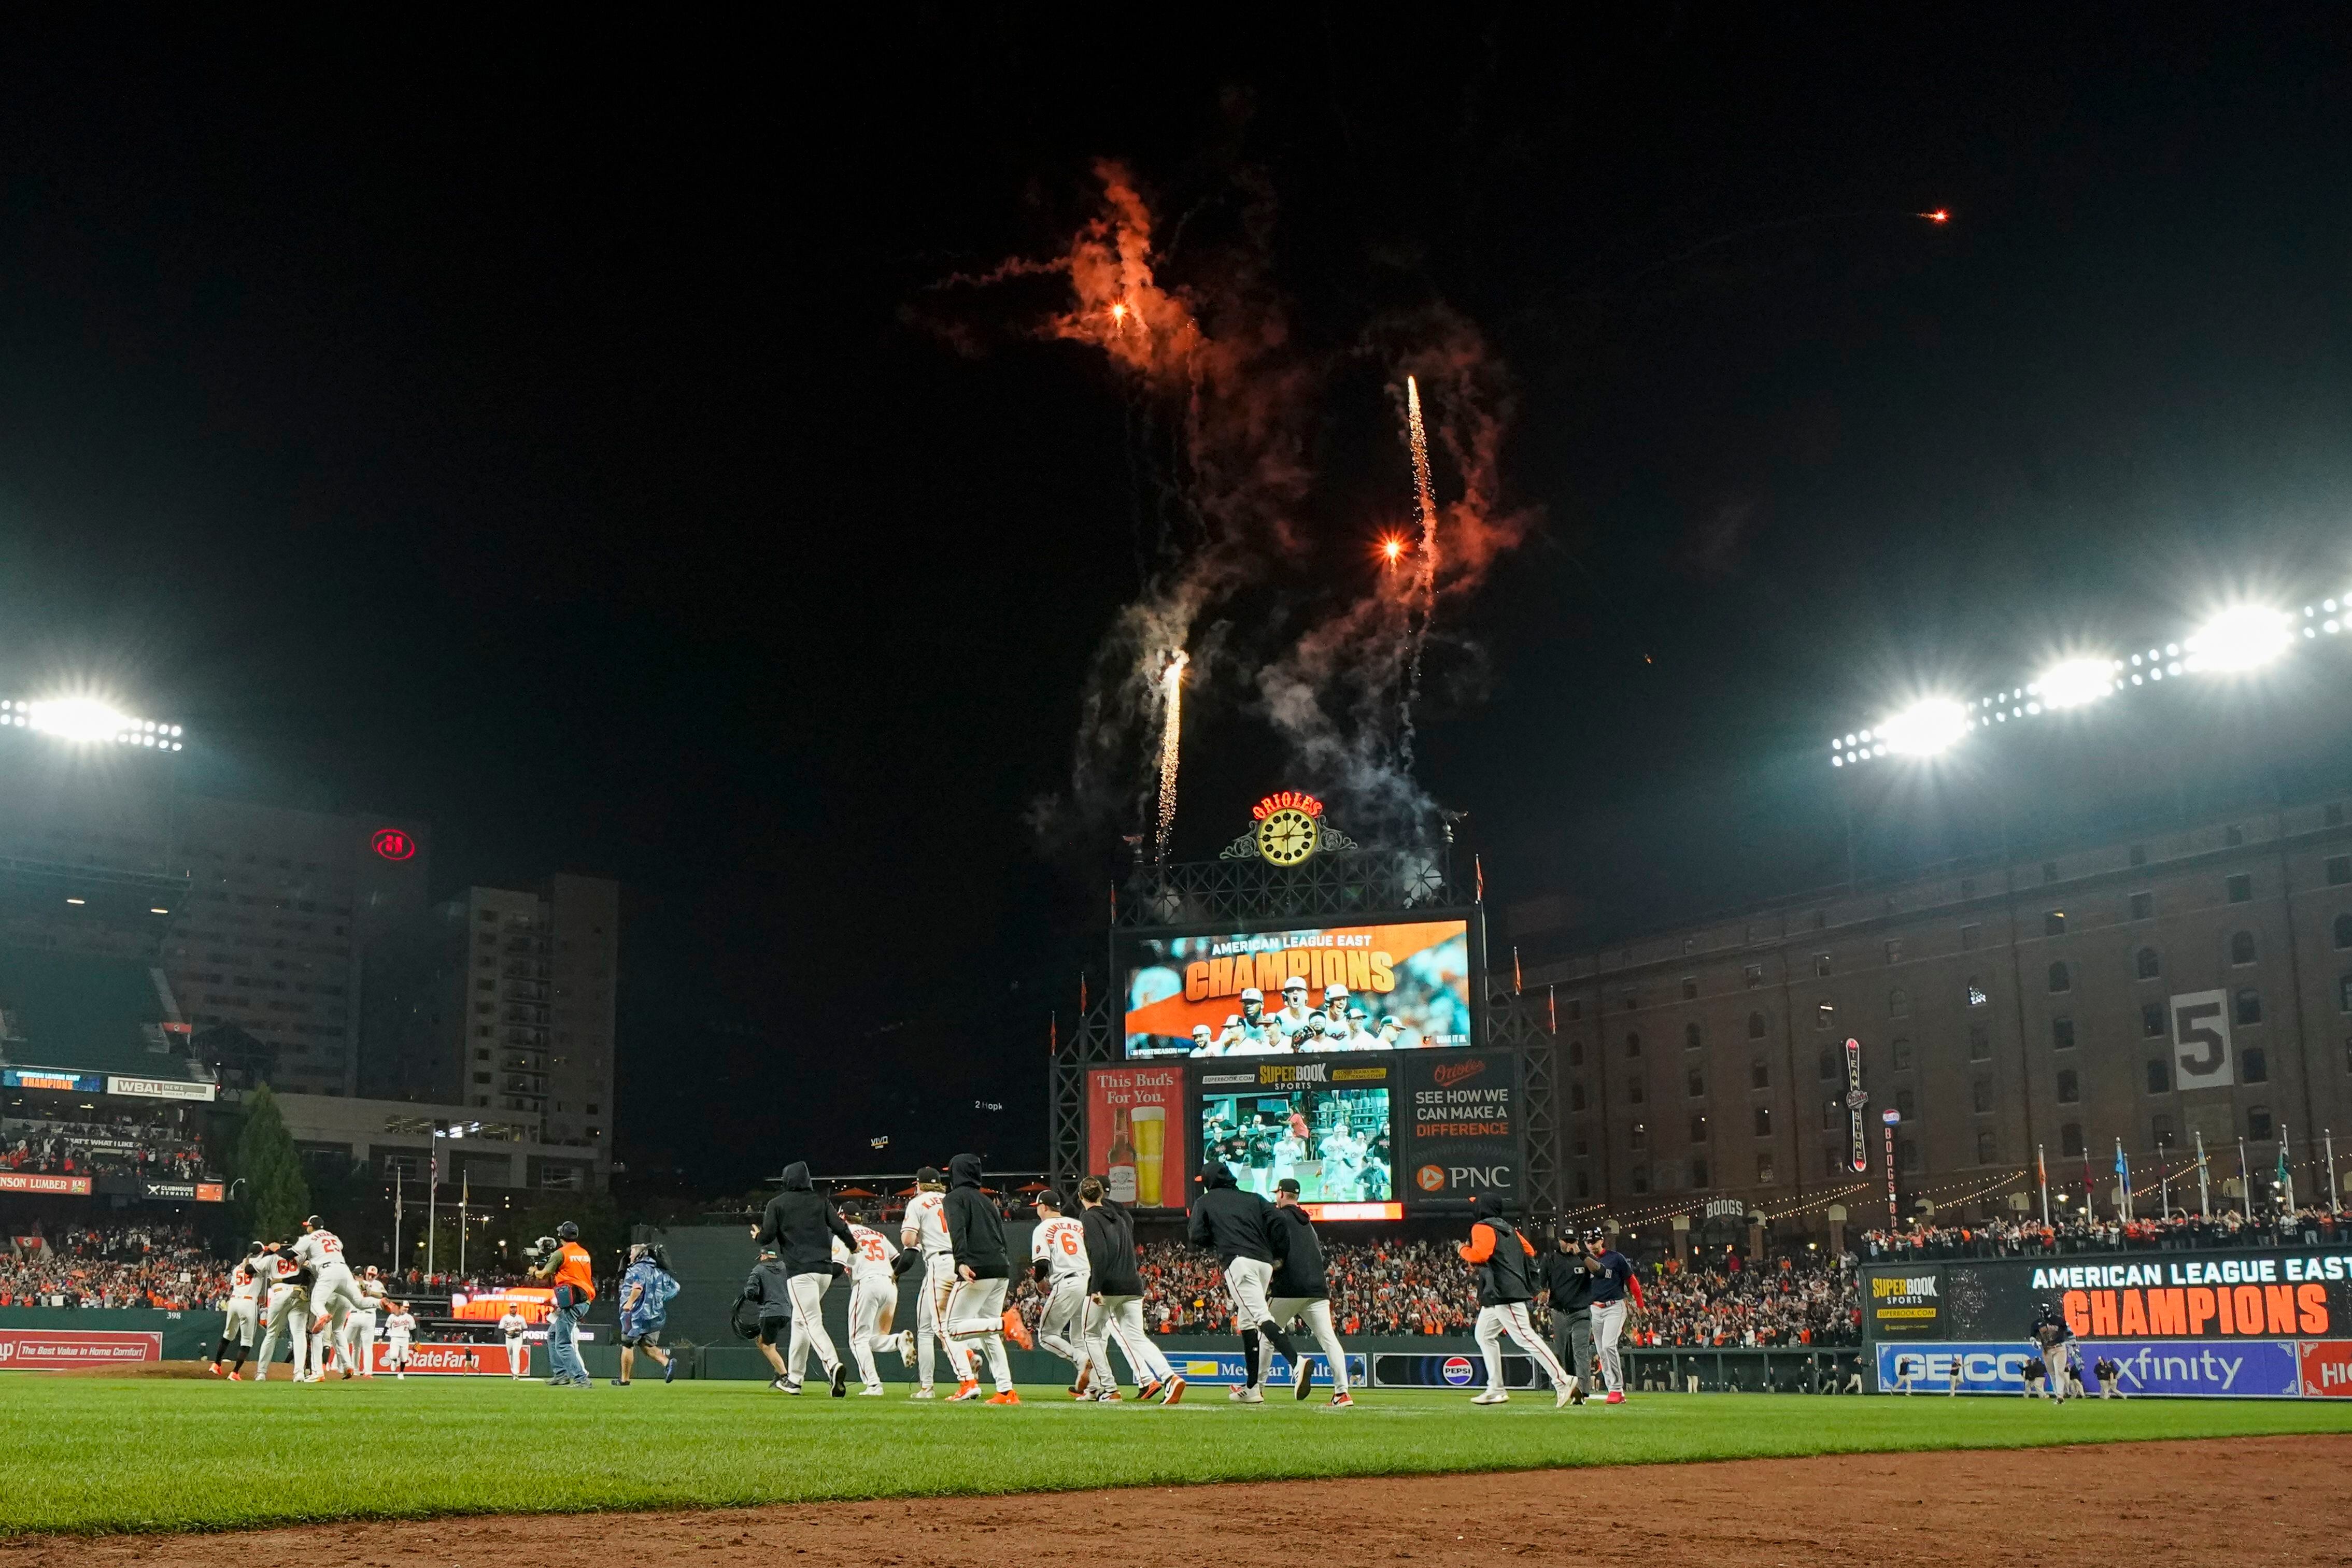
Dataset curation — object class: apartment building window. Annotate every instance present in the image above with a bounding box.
[473,1073,490,1085]
[1961,922,1981,950]
[1756,1154,1775,1185]
[1748,1009,1768,1039]
[1751,1058,1770,1089]
[2061,1121,2084,1157]
[2052,1017,2076,1049]
[2337,915,2352,950]
[1891,1037,1913,1070]
[1753,1106,1772,1136]
[2243,1046,2269,1084]
[2045,910,2066,936]
[1969,1022,1991,1060]
[2146,1058,2170,1094]
[1688,1114,1707,1143]
[2130,891,2153,920]
[2236,987,2263,1025]
[2136,947,2161,980]
[2142,1001,2166,1038]
[1814,953,1831,978]
[1977,1130,1997,1163]
[1687,1068,1705,1097]
[2249,1106,2273,1141]
[1684,1022,1704,1050]
[2329,856,2351,887]
[1973,1077,1993,1113]
[2227,874,2253,903]
[1889,988,1910,1018]
[2152,1115,2175,1149]
[1680,976,1698,1000]
[1743,964,1763,989]
[2047,962,2071,993]
[2056,1069,2080,1103]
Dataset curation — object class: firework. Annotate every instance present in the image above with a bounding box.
[1398,375,1442,762]
[1153,650,1187,863]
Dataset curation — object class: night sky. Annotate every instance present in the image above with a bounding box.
[3,10,2350,1191]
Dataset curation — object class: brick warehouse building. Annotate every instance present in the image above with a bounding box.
[1518,788,2352,1232]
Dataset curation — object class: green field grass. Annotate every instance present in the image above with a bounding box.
[4,1376,2348,1537]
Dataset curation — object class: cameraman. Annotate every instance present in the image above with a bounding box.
[529,1221,597,1389]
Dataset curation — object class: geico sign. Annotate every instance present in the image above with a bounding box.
[1888,1349,2028,1384]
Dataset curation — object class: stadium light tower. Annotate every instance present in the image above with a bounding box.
[0,696,185,750]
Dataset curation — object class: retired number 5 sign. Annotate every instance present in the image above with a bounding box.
[2169,990,2234,1090]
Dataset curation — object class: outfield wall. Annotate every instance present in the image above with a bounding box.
[1860,1246,2352,1397]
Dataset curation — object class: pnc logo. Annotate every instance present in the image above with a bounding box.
[1415,1164,1447,1192]
[1432,1059,1487,1089]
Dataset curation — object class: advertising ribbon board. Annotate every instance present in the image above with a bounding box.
[1397,1050,1522,1214]
[0,1330,162,1370]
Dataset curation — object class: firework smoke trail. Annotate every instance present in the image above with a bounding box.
[1153,650,1187,863]
[1399,374,1441,766]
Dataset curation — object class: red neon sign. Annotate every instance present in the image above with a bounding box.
[1250,791,1325,822]
[371,828,417,862]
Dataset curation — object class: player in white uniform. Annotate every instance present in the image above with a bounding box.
[499,1308,531,1378]
[833,1214,904,1395]
[899,1170,958,1398]
[382,1306,417,1377]
[337,1265,387,1378]
[293,1216,366,1355]
[209,1245,265,1378]
[1027,1192,1093,1394]
[255,1248,315,1381]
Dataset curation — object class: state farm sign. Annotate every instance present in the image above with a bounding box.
[370,1341,521,1376]
[0,1330,161,1370]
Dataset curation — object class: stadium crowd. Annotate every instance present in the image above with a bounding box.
[1,1113,212,1180]
[1859,1206,2343,1258]
[0,1222,234,1308]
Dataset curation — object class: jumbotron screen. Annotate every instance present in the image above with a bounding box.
[1123,919,1471,1059]
[1200,1085,1394,1211]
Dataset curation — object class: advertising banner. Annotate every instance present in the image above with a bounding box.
[1373,1351,1545,1389]
[369,1341,524,1376]
[1197,1058,1395,1217]
[1161,1349,1368,1388]
[1084,1065,1187,1210]
[1,1067,104,1093]
[135,1180,224,1203]
[1862,1250,2352,1345]
[105,1075,218,1102]
[2297,1339,2352,1396]
[0,1173,93,1196]
[1397,1051,1521,1214]
[449,1288,556,1324]
[1877,1339,2301,1397]
[1123,919,1471,1058]
[0,1329,162,1370]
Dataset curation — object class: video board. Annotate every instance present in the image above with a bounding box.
[1195,1057,1399,1220]
[1123,918,1471,1059]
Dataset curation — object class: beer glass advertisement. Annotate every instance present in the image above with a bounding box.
[1196,1058,1399,1219]
[1085,1065,1186,1210]
[1122,919,1471,1059]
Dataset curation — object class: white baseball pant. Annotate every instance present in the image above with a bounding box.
[1036,1279,1087,1372]
[1222,1256,1276,1381]
[847,1275,897,1390]
[1082,1294,1175,1390]
[308,1262,366,1341]
[785,1272,841,1382]
[1590,1298,1630,1394]
[258,1287,313,1379]
[506,1335,529,1377]
[943,1275,1013,1392]
[918,1254,958,1389]
[221,1298,257,1349]
[2044,1341,2073,1402]
[1268,1295,1350,1395]
[1475,1302,1572,1393]
[342,1312,377,1374]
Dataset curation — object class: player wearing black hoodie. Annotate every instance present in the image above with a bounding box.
[940,1152,1021,1404]
[1076,1175,1182,1403]
[1187,1158,1301,1402]
[750,1161,855,1396]
[1267,1179,1354,1406]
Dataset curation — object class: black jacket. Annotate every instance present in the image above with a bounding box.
[755,1161,857,1278]
[1541,1248,1594,1316]
[740,1257,795,1320]
[943,1152,1009,1278]
[1187,1161,1275,1265]
[1268,1203,1328,1300]
[1466,1215,1537,1307]
[1080,1200,1143,1297]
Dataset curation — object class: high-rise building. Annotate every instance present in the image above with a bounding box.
[0,745,431,1098]
[358,875,617,1177]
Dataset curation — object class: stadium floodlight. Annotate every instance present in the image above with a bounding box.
[4,696,186,750]
[2035,657,2118,710]
[2184,606,2291,673]
[1878,698,1972,756]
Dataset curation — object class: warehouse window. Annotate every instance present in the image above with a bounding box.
[2231,931,2257,965]
[1891,1037,1913,1071]
[2052,1017,2075,1050]
[1681,976,1698,1001]
[2329,856,2351,887]
[1756,1154,1776,1185]
[2142,1001,2166,1038]
[2236,987,2263,1025]
[2136,947,2161,980]
[1889,988,1910,1018]
[1977,1130,1996,1164]
[1819,1047,1838,1080]
[2248,1106,2273,1141]
[1968,1022,1991,1060]
[1751,1058,1770,1089]
[2227,874,2252,904]
[1895,1089,1916,1120]
[2061,1121,2084,1157]
[1625,1031,1642,1058]
[2243,1047,2269,1084]
[1627,1077,1646,1105]
[1814,953,1831,978]
[2045,910,2066,936]
[1973,1077,1993,1113]
[1689,1157,1709,1187]
[1753,1106,1772,1136]
[2146,1059,2170,1095]
[2130,891,2153,920]
[2056,1069,2080,1104]
[1687,1068,1705,1098]
[1684,1021,1703,1050]
[2337,915,2352,950]
[1748,1010,1768,1039]
[1689,1114,1708,1143]
[2047,962,2070,994]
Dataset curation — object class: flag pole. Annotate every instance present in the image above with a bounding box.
[2195,1129,2210,1220]
[2159,1148,2170,1220]
[2114,1137,2132,1224]
[459,1171,470,1279]
[2237,1137,2251,1219]
[392,1165,404,1269]
[427,1147,438,1277]
[2329,1129,2341,1216]
[2279,1126,2295,1216]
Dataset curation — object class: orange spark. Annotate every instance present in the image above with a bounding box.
[1379,535,1405,565]
[1921,209,1949,223]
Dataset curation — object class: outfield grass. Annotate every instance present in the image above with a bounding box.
[3,1376,2348,1536]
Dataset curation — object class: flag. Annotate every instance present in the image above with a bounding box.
[1475,854,1485,903]
[1048,1011,1057,1057]
[2278,1146,2292,1186]
[1512,946,1523,994]
[2114,1144,2131,1199]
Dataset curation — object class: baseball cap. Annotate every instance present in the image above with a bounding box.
[1282,975,1308,992]
[1035,1187,1065,1210]
[916,1165,943,1185]
[1323,983,1349,1000]
[1239,988,1263,1003]
[1274,1177,1302,1194]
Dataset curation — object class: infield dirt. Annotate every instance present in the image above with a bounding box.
[7,1434,2345,1568]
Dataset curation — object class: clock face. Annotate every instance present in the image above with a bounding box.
[1256,807,1320,865]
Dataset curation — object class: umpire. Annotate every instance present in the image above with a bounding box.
[1541,1227,1594,1405]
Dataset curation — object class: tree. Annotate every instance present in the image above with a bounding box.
[232,1086,310,1241]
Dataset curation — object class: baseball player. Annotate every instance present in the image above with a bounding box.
[1582,1231,1644,1404]
[209,1244,266,1379]
[382,1303,416,1377]
[2029,1300,2075,1404]
[254,1245,315,1382]
[1075,1176,1182,1402]
[294,1216,366,1352]
[1266,1178,1353,1406]
[499,1306,532,1378]
[1271,977,1316,1043]
[1188,1157,1301,1402]
[900,1166,957,1398]
[1028,1190,1092,1394]
[1460,1197,1575,1407]
[835,1211,905,1395]
[752,1160,855,1398]
[940,1151,1023,1404]
[2021,1351,2048,1399]
[337,1264,387,1378]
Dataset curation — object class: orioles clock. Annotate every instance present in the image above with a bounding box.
[1255,806,1320,865]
